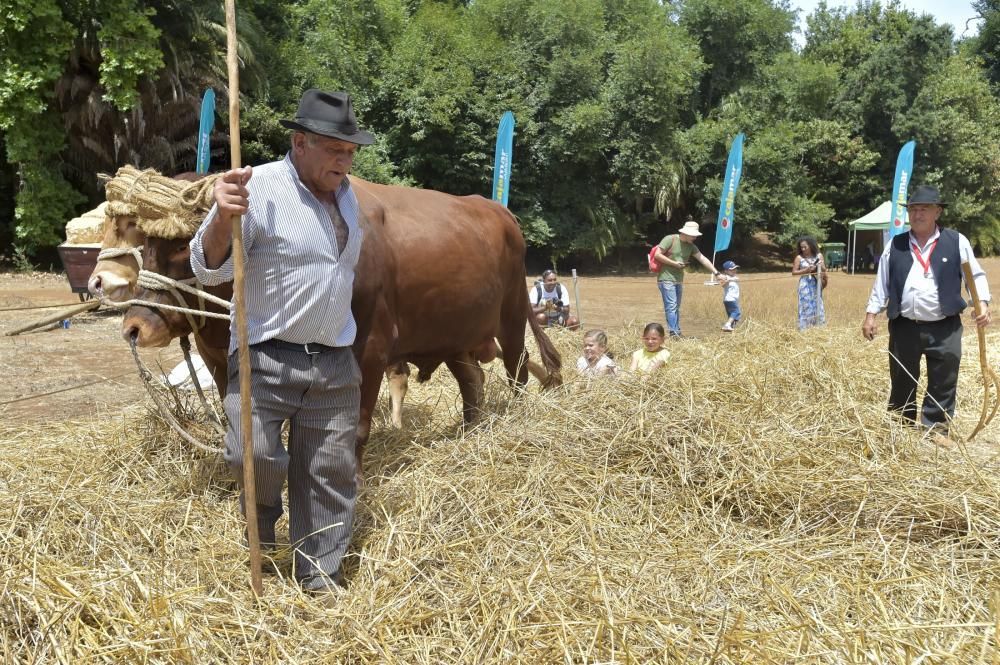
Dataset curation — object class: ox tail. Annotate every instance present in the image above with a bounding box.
[525,301,563,389]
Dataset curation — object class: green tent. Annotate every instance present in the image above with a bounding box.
[849,201,893,230]
[848,201,907,273]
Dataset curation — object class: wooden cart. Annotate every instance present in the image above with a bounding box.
[56,244,100,301]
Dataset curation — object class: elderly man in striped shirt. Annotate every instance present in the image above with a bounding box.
[190,90,374,600]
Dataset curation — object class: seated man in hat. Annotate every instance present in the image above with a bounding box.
[190,89,374,600]
[861,185,991,441]
[651,218,722,337]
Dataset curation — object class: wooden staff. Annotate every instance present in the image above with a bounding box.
[225,0,262,596]
[961,260,999,442]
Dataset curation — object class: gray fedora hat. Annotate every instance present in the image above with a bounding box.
[279,89,375,145]
[903,185,947,207]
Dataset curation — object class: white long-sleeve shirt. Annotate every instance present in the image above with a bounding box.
[190,155,364,353]
[865,227,990,321]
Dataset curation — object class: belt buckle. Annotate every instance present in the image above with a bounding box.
[303,342,320,355]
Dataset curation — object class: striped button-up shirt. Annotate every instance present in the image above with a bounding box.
[190,154,364,354]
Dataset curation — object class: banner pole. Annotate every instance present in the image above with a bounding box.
[225,0,263,597]
[571,268,582,326]
[705,250,719,286]
[816,257,825,326]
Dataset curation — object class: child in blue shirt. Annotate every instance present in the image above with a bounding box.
[720,260,741,331]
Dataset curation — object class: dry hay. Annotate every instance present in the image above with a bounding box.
[2,322,999,663]
[64,203,109,245]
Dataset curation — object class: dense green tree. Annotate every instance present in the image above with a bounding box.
[970,0,1000,87]
[3,0,1000,264]
[0,0,279,253]
[678,0,795,115]
[682,52,879,247]
[895,53,1000,250]
[804,2,953,170]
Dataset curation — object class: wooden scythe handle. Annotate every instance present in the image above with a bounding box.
[225,0,263,596]
[961,260,997,442]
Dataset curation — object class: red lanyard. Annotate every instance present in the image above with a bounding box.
[911,239,938,277]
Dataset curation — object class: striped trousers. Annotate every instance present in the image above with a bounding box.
[223,342,360,583]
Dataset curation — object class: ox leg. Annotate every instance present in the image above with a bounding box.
[386,362,410,429]
[446,352,485,426]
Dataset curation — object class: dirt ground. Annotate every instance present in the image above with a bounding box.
[0,273,187,424]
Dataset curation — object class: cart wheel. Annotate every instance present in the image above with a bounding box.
[78,292,86,303]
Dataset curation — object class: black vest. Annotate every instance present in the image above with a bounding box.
[886,227,966,320]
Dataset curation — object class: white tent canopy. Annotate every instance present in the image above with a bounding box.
[849,201,893,230]
[847,201,907,273]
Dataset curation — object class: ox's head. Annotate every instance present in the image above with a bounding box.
[88,171,204,302]
[119,196,230,352]
[121,235,199,347]
[88,206,144,302]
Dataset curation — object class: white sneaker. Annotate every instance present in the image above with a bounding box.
[721,323,733,332]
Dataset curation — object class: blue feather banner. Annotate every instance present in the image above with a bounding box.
[714,133,745,254]
[196,89,216,174]
[888,140,915,239]
[492,111,515,207]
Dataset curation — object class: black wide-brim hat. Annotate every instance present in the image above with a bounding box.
[903,185,947,207]
[279,89,375,145]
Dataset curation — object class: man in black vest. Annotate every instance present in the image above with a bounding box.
[861,186,991,438]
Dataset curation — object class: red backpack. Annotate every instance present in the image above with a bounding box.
[647,236,675,273]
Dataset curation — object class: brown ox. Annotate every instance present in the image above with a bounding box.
[87,174,415,428]
[88,172,204,302]
[120,177,561,464]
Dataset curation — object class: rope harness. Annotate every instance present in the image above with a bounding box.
[98,246,233,341]
[129,335,224,455]
[101,245,231,451]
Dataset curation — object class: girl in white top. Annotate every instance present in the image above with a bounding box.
[629,322,671,373]
[576,329,617,377]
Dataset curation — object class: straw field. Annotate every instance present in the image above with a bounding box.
[2,265,1000,663]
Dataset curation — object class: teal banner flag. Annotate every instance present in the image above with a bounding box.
[714,133,745,253]
[888,140,916,239]
[492,111,515,207]
[196,89,216,174]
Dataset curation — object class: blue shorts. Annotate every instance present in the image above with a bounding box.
[724,300,741,321]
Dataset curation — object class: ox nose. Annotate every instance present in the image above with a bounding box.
[88,274,103,296]
[122,324,140,344]
[89,271,133,302]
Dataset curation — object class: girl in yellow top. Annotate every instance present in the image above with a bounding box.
[629,323,671,373]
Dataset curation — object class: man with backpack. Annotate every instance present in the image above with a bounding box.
[530,269,580,329]
[651,218,721,337]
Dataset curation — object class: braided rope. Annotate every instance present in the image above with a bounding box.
[136,270,232,309]
[97,246,143,270]
[102,270,232,322]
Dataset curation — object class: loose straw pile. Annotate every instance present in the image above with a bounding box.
[2,322,998,662]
